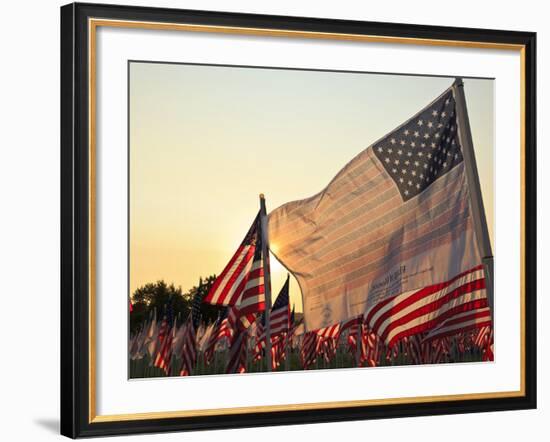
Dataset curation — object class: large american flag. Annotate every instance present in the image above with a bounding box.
[268,82,490,343]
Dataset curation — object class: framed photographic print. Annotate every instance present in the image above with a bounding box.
[60,2,537,438]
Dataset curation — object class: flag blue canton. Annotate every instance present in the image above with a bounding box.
[271,277,289,311]
[260,276,289,326]
[372,90,463,201]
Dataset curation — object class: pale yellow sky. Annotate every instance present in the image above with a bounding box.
[129,63,494,312]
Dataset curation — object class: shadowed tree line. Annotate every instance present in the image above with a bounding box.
[130,276,222,333]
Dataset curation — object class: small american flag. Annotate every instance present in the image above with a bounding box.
[254,275,291,356]
[315,323,340,340]
[481,328,494,361]
[267,275,291,337]
[154,305,175,374]
[204,212,265,315]
[178,291,202,376]
[204,211,267,338]
[300,331,318,369]
[226,328,248,374]
[203,308,230,365]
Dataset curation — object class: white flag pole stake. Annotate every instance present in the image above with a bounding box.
[453,78,495,324]
[260,194,273,372]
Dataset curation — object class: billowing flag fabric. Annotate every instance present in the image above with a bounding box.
[268,82,489,339]
[204,212,265,314]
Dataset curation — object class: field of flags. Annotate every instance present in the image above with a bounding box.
[129,302,493,378]
[130,79,495,378]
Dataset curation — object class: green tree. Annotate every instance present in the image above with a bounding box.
[130,275,222,333]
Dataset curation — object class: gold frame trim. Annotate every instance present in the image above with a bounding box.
[88,18,527,424]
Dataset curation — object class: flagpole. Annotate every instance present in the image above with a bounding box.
[355,323,362,367]
[259,194,273,372]
[285,275,291,372]
[452,78,495,322]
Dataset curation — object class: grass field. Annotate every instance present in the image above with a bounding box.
[129,344,485,379]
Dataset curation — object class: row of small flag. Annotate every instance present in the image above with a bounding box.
[130,287,493,376]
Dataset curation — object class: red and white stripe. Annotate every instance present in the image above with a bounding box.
[340,316,362,335]
[315,323,341,339]
[204,305,242,364]
[204,213,266,339]
[365,265,488,348]
[152,316,168,365]
[269,304,290,337]
[424,307,492,343]
[474,324,492,347]
[179,318,198,376]
[204,214,261,307]
[235,257,266,320]
[252,297,290,357]
[154,321,175,374]
[482,328,494,361]
[206,245,256,306]
[226,330,248,374]
[364,329,382,367]
[301,331,318,369]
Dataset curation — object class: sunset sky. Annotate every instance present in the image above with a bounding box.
[129,63,494,312]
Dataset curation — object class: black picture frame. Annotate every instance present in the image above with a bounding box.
[61,2,537,438]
